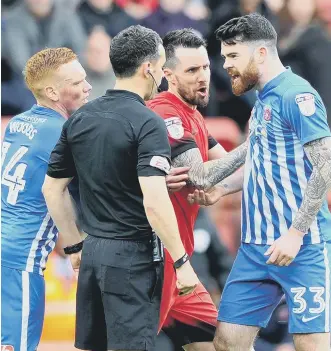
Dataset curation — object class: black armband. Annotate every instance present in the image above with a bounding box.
[173,253,189,270]
[64,241,84,255]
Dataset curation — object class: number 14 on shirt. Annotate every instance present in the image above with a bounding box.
[1,141,28,205]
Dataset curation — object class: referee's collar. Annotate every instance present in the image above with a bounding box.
[105,89,145,105]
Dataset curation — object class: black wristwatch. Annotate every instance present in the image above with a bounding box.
[64,241,84,255]
[173,253,189,270]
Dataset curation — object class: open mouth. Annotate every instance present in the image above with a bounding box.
[231,75,240,82]
[197,87,207,96]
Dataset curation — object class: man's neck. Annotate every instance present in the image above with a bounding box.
[257,58,286,91]
[167,87,197,110]
[114,78,147,100]
[36,100,70,119]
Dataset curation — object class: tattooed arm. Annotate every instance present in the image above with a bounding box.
[216,167,245,196]
[291,137,331,234]
[208,143,245,196]
[172,140,248,191]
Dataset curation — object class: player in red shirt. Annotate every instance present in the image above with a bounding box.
[147,29,246,350]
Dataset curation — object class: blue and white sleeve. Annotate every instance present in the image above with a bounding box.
[282,89,331,145]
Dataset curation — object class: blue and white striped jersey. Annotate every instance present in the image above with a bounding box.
[242,68,331,245]
[1,105,65,275]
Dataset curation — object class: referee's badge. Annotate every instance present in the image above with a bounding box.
[150,156,170,174]
[263,105,272,122]
[165,117,184,139]
[295,93,316,116]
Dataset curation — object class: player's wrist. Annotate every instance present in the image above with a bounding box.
[173,252,190,270]
[64,241,84,255]
[289,227,305,239]
[216,183,227,197]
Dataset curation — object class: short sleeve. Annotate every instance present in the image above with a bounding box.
[148,103,198,159]
[47,120,77,178]
[208,134,218,150]
[282,90,331,145]
[136,114,171,177]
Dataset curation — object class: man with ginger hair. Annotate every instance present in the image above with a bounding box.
[1,45,189,351]
[1,47,92,351]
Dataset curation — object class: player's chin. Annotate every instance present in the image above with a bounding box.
[196,94,209,108]
[231,85,246,96]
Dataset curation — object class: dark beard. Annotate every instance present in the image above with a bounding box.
[176,80,209,108]
[230,58,259,96]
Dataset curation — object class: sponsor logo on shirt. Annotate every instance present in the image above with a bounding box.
[295,93,316,116]
[150,156,170,174]
[164,117,184,139]
[21,116,47,123]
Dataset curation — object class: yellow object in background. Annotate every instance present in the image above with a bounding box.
[41,252,77,342]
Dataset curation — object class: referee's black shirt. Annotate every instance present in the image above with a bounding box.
[47,90,171,241]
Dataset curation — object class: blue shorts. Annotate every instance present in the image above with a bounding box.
[1,266,45,351]
[218,242,331,334]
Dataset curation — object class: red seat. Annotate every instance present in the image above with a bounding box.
[205,117,242,151]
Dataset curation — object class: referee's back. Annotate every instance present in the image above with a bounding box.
[55,89,171,240]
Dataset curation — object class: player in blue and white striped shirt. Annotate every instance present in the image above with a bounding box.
[211,13,331,351]
[1,48,92,351]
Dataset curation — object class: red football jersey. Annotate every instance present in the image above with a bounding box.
[147,91,210,257]
[148,92,218,331]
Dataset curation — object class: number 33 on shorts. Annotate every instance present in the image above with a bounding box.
[290,286,328,324]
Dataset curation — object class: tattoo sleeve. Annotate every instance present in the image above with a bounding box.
[292,137,331,233]
[172,141,248,190]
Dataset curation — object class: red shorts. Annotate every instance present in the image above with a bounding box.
[159,256,218,341]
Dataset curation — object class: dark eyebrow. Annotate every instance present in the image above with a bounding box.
[185,66,199,71]
[221,52,239,59]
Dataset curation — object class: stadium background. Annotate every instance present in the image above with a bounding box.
[1,0,331,350]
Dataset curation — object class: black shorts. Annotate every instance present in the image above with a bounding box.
[75,235,163,351]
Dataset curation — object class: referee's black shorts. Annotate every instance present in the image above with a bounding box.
[74,235,163,351]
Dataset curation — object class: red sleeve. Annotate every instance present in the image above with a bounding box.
[148,102,198,159]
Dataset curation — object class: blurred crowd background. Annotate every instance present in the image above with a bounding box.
[1,0,331,350]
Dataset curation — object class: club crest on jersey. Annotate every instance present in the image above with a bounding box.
[295,93,316,116]
[164,117,184,139]
[263,105,272,122]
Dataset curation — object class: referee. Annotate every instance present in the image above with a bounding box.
[42,25,199,351]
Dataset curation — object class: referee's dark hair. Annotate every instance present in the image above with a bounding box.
[215,13,277,53]
[163,28,207,69]
[110,25,162,78]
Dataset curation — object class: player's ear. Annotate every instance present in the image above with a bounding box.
[163,67,175,84]
[142,62,151,78]
[45,85,59,102]
[255,46,267,64]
